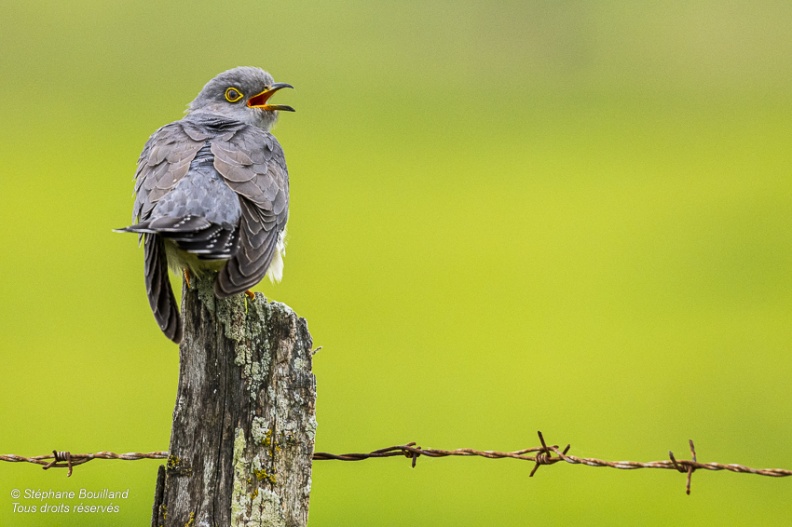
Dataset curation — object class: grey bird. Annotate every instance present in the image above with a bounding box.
[117,67,294,343]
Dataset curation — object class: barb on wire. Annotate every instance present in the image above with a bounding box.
[669,440,697,495]
[312,431,792,494]
[528,430,570,477]
[3,432,792,494]
[1,450,169,478]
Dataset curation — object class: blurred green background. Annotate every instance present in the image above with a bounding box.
[1,0,791,525]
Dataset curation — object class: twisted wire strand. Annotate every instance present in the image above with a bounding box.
[3,432,790,493]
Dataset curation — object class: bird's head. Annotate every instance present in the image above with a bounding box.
[187,66,294,130]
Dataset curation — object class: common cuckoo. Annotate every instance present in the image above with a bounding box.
[118,67,294,343]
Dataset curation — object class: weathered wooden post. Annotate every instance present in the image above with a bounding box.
[152,275,316,527]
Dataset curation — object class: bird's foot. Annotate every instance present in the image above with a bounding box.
[245,290,255,301]
[183,268,192,289]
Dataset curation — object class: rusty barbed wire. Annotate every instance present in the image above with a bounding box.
[3,432,791,494]
[1,450,169,478]
[313,431,792,494]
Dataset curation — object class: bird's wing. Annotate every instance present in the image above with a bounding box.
[210,125,289,297]
[126,120,210,344]
[126,120,242,260]
[133,121,209,223]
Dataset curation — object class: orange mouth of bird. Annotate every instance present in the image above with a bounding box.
[246,83,295,112]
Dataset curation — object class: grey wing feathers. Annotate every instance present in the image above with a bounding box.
[121,117,289,341]
[215,201,280,296]
[211,126,289,297]
[124,122,208,344]
[126,142,243,259]
[133,123,206,223]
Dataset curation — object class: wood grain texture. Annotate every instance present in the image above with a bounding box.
[152,275,316,527]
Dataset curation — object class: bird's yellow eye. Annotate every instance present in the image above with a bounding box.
[224,87,244,103]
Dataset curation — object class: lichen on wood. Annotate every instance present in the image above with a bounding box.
[152,275,316,527]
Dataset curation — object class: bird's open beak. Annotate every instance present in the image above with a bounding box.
[247,83,295,112]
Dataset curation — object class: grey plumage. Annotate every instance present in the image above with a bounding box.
[118,67,294,343]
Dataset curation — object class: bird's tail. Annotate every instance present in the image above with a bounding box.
[143,233,183,343]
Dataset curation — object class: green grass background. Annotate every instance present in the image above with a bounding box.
[1,1,791,525]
